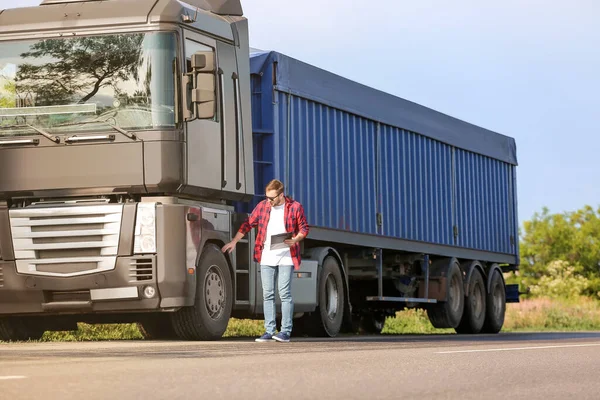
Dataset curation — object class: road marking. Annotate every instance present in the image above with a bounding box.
[0,376,26,380]
[437,343,600,354]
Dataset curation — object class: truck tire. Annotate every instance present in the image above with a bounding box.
[427,260,464,329]
[0,318,45,342]
[301,256,345,337]
[171,244,233,340]
[137,314,178,340]
[481,270,506,333]
[455,268,486,334]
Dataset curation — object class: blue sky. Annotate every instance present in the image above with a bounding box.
[2,0,599,225]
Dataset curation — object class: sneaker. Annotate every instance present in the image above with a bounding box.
[273,332,291,343]
[255,332,274,342]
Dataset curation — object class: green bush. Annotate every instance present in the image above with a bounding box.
[528,260,590,299]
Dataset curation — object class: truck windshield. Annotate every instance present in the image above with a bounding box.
[0,32,177,137]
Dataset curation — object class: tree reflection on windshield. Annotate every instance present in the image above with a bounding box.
[17,34,145,106]
[0,32,177,137]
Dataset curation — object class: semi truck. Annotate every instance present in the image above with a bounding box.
[0,0,520,341]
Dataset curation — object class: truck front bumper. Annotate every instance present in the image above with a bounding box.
[0,256,162,315]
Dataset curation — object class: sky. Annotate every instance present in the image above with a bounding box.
[1,0,599,225]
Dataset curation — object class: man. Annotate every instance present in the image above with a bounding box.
[222,179,309,343]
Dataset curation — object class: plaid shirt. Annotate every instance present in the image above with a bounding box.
[238,197,309,270]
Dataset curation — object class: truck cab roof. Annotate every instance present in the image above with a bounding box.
[0,0,240,42]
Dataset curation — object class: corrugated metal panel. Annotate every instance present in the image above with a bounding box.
[277,92,378,234]
[250,71,275,202]
[454,149,516,254]
[379,126,454,245]
[241,59,519,260]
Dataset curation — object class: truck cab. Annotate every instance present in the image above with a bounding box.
[0,0,258,340]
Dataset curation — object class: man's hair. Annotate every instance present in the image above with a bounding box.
[266,179,284,194]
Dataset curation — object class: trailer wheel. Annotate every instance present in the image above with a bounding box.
[481,270,506,333]
[137,314,178,340]
[0,318,45,342]
[427,260,464,329]
[171,244,233,340]
[301,256,345,337]
[455,268,486,334]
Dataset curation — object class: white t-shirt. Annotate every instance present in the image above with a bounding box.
[260,204,293,266]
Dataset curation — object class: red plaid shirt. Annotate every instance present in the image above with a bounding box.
[238,197,309,270]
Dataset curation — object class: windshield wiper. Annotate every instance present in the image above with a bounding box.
[0,124,60,143]
[26,124,61,143]
[55,120,137,141]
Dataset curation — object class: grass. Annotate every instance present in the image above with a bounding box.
[502,296,600,332]
[4,297,600,342]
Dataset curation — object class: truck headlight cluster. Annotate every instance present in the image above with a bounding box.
[134,203,156,254]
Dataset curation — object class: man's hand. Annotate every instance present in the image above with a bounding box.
[284,233,305,247]
[222,232,245,253]
[222,241,236,253]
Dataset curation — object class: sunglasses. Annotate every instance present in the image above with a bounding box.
[265,193,282,201]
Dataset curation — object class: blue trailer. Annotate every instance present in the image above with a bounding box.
[236,50,519,335]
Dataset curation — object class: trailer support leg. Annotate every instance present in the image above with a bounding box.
[424,254,430,300]
[377,248,383,298]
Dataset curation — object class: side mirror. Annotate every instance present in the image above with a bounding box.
[191,53,215,73]
[193,74,216,119]
[183,51,216,121]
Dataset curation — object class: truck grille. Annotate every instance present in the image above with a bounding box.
[9,205,123,277]
[129,258,154,282]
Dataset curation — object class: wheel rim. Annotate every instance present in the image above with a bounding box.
[472,281,484,319]
[205,265,225,320]
[492,283,503,317]
[449,272,462,314]
[325,274,339,321]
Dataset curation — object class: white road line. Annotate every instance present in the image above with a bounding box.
[437,343,600,354]
[0,376,26,380]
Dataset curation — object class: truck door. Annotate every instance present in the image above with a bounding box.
[183,31,246,199]
[183,32,222,193]
[216,40,248,197]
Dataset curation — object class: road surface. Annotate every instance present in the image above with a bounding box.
[2,332,600,400]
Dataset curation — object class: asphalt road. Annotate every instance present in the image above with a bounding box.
[2,332,600,400]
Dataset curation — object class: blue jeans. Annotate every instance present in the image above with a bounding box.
[260,264,294,334]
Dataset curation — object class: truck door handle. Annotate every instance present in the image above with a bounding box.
[219,68,227,189]
[0,138,40,146]
[232,72,243,190]
[65,134,115,144]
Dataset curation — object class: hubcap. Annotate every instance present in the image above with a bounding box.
[449,273,462,314]
[205,265,225,320]
[472,282,484,318]
[325,274,339,321]
[492,284,503,316]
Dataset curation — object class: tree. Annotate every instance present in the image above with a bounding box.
[519,205,600,297]
[15,33,145,106]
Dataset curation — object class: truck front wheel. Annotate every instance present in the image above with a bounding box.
[171,244,233,340]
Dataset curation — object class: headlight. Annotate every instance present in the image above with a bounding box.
[134,203,156,254]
